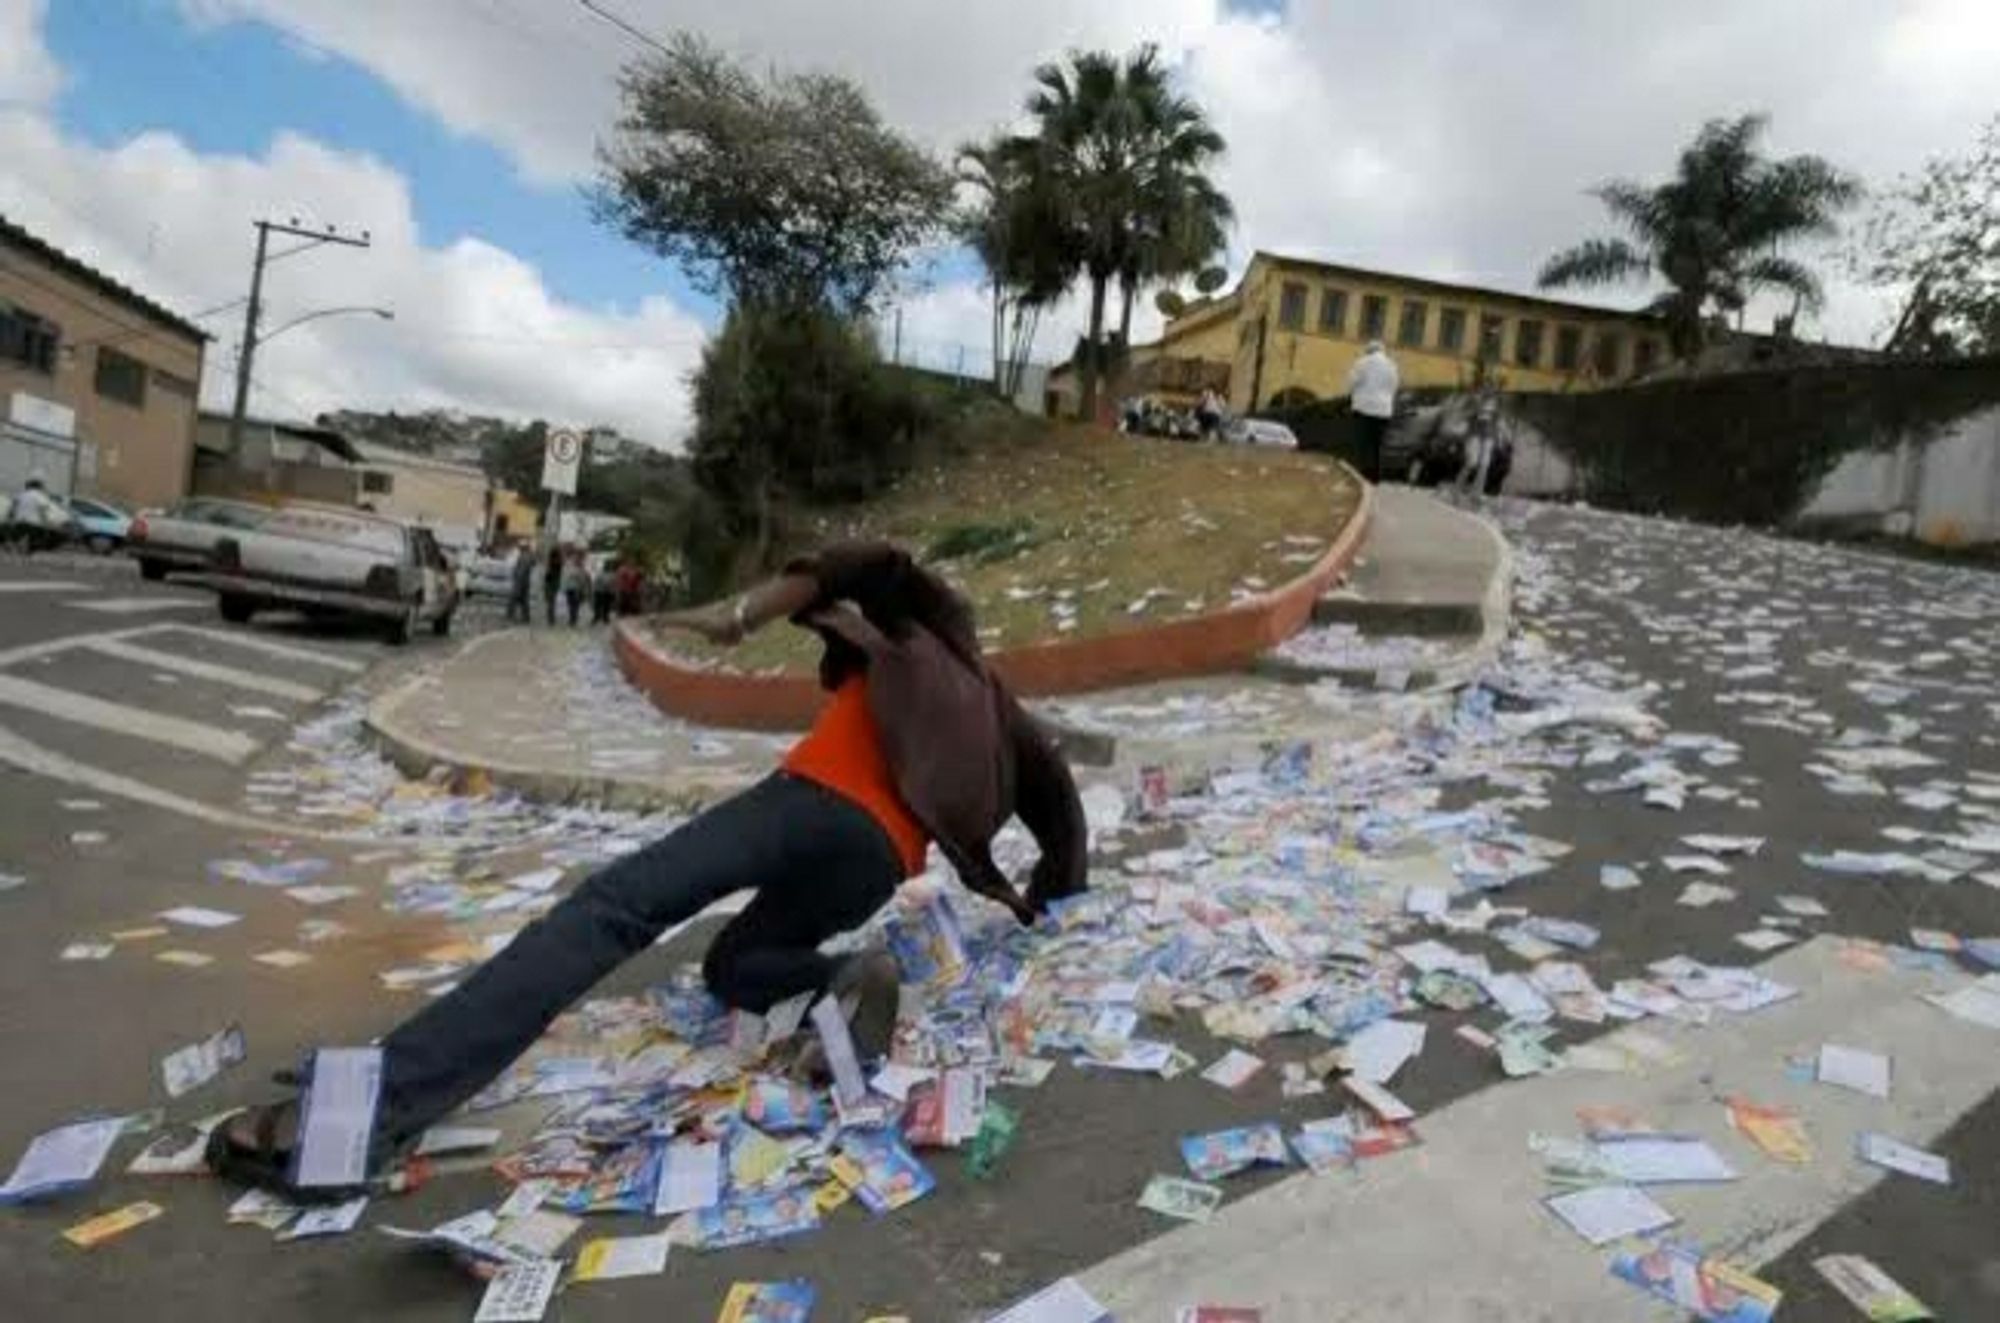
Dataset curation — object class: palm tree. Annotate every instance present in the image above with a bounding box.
[957,136,1075,400]
[1020,46,1230,421]
[1539,115,1859,358]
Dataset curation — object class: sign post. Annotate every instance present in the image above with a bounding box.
[541,428,582,546]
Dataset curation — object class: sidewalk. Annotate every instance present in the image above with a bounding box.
[367,490,1513,810]
[1258,483,1512,690]
[365,629,791,811]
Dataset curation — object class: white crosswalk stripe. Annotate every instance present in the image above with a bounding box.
[0,672,260,762]
[0,580,89,593]
[160,625,370,673]
[80,637,326,702]
[64,596,208,614]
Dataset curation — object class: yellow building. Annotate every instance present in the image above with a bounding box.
[1151,251,1670,415]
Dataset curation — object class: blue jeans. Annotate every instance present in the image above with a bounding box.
[373,773,901,1146]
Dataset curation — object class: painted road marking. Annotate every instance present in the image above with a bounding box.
[160,625,370,674]
[65,596,207,614]
[1079,936,2000,1322]
[0,581,90,593]
[80,637,325,702]
[0,673,258,763]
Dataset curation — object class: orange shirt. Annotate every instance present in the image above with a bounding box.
[782,676,930,876]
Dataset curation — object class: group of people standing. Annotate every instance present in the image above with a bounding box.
[504,542,645,627]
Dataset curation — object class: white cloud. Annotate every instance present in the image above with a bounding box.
[0,11,705,447]
[15,0,2000,439]
[0,0,61,106]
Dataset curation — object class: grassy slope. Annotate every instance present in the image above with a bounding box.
[656,423,1362,675]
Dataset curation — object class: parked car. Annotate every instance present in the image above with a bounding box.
[60,496,132,553]
[126,497,274,581]
[1224,417,1301,449]
[465,552,516,600]
[189,503,459,644]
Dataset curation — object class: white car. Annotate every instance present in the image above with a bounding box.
[190,503,459,644]
[1227,418,1301,449]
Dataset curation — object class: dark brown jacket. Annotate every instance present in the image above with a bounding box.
[785,542,1087,923]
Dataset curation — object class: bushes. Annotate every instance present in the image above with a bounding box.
[1510,357,2000,526]
[687,300,934,585]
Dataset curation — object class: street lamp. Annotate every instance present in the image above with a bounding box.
[256,305,395,346]
[227,303,393,449]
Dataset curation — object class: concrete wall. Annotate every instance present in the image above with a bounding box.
[1,248,204,510]
[1798,405,2000,545]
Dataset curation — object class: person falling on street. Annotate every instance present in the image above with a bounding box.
[4,477,71,554]
[1346,340,1400,482]
[208,541,1088,1193]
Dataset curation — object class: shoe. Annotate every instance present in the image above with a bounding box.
[827,951,901,1063]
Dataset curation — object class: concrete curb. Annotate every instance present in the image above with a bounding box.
[1255,496,1515,693]
[616,465,1375,731]
[362,631,755,813]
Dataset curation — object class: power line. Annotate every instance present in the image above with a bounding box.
[575,0,671,55]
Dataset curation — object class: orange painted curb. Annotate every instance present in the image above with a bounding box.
[617,468,1374,731]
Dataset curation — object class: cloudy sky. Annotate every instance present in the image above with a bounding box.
[3,0,1996,448]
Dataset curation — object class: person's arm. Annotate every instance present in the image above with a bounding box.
[1007,698,1089,914]
[654,573,820,647]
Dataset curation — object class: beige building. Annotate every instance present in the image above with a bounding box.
[1,213,207,509]
[351,439,492,552]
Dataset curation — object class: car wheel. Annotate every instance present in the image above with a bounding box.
[138,558,168,581]
[218,594,256,624]
[431,609,454,638]
[87,535,116,555]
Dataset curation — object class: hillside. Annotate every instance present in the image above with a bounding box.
[656,424,1363,673]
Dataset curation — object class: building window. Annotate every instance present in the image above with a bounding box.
[1,301,61,374]
[1360,294,1388,340]
[1437,307,1467,353]
[94,346,148,407]
[1478,313,1506,362]
[151,368,196,399]
[1397,299,1428,348]
[1593,332,1623,378]
[1318,288,1348,334]
[361,471,394,496]
[1278,281,1307,330]
[1633,337,1660,376]
[1554,325,1583,371]
[1515,319,1545,368]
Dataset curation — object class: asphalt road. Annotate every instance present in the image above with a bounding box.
[1,504,1997,1322]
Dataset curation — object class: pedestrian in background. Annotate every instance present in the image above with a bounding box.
[615,558,645,617]
[1346,340,1399,481]
[561,548,591,627]
[506,543,533,623]
[4,478,71,554]
[542,543,563,626]
[590,554,616,626]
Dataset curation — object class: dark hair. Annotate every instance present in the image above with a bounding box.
[816,553,984,688]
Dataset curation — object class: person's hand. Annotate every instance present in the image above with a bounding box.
[656,603,743,647]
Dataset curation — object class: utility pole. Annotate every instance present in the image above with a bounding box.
[228,218,372,453]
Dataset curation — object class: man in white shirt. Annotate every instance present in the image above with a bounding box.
[1346,341,1400,481]
[5,478,72,554]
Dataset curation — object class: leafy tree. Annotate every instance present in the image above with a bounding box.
[1539,114,1859,358]
[1015,46,1231,420]
[1853,114,2000,357]
[478,419,549,500]
[595,33,954,315]
[593,35,953,586]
